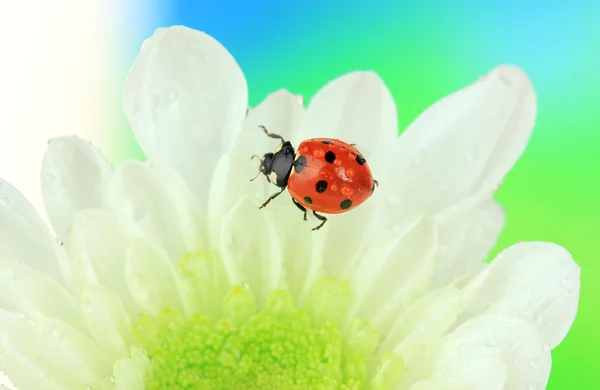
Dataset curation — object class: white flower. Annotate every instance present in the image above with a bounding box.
[0,25,580,390]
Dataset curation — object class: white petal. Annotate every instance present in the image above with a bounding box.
[69,210,139,311]
[385,65,536,218]
[430,198,505,289]
[410,380,443,390]
[123,26,248,206]
[81,285,133,360]
[0,262,81,330]
[234,89,305,157]
[0,308,110,388]
[0,178,62,282]
[125,237,184,315]
[207,151,268,248]
[348,217,438,333]
[175,251,230,319]
[381,286,462,360]
[41,136,112,245]
[220,196,283,306]
[113,357,144,390]
[273,202,314,301]
[431,315,551,390]
[0,350,65,390]
[107,160,204,259]
[304,71,397,173]
[209,90,305,248]
[466,242,580,349]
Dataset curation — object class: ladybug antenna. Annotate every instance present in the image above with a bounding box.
[250,170,263,182]
[250,154,263,162]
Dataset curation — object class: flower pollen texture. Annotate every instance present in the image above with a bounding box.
[134,255,403,389]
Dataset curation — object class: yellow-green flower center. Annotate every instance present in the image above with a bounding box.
[132,253,404,389]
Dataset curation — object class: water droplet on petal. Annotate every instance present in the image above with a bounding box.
[529,358,539,367]
[543,344,551,352]
[413,153,423,165]
[466,151,478,163]
[500,72,512,85]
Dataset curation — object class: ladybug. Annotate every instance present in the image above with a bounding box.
[251,125,378,230]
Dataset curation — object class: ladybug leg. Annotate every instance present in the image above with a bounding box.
[371,179,379,194]
[259,187,286,209]
[258,125,286,143]
[292,198,308,221]
[311,211,328,231]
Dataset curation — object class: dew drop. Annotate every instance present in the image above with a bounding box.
[345,168,355,178]
[300,145,309,154]
[341,185,354,196]
[330,184,338,191]
[313,148,325,158]
[466,151,478,163]
[500,72,512,85]
[543,344,551,352]
[529,358,538,367]
[334,159,343,166]
[387,195,400,206]
[413,153,423,165]
[348,153,356,161]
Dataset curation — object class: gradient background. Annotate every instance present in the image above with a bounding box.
[1,0,598,388]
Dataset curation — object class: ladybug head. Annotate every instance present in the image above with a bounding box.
[251,152,274,181]
[251,141,295,188]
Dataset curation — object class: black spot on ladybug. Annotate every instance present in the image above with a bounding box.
[325,151,336,164]
[293,155,307,173]
[304,196,313,204]
[340,199,352,210]
[315,180,328,193]
[321,140,332,144]
[356,154,366,165]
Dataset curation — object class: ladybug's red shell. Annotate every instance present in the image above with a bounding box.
[288,138,375,214]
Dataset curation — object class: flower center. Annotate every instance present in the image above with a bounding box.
[132,254,404,389]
